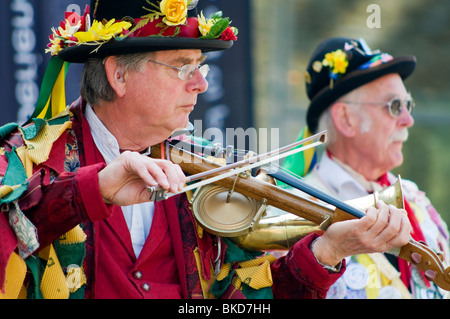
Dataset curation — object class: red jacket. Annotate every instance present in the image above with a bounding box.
[0,98,344,299]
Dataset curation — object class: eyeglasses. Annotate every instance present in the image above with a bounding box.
[342,98,415,118]
[147,60,210,80]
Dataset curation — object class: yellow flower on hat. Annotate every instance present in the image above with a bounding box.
[46,36,64,56]
[322,49,349,76]
[160,0,188,26]
[74,19,132,43]
[198,11,214,36]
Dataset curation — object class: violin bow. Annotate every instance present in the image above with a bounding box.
[148,130,327,201]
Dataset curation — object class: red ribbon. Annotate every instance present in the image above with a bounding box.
[377,173,430,288]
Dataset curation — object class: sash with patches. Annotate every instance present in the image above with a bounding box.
[0,110,87,299]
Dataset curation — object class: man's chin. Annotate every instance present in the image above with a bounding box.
[171,119,192,136]
[390,153,404,169]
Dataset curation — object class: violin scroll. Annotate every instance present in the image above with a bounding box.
[399,239,450,291]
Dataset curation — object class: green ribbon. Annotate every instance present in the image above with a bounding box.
[210,239,273,299]
[25,56,70,125]
[0,148,29,205]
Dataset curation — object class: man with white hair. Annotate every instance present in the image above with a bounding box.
[284,37,450,298]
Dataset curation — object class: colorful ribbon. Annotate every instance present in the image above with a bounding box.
[25,56,70,124]
[282,127,318,178]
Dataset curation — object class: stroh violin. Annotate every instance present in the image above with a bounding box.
[148,130,450,291]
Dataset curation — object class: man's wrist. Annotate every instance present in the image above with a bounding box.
[310,237,343,273]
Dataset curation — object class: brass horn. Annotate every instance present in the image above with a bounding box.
[343,178,403,214]
[230,178,404,251]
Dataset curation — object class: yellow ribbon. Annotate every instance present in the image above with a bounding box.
[356,254,382,299]
[35,62,68,120]
[216,254,277,291]
[15,146,33,178]
[0,223,87,299]
[39,226,87,298]
[357,254,412,299]
[0,185,21,199]
[235,260,273,290]
[39,244,70,299]
[0,252,27,299]
[59,225,87,245]
[23,120,72,166]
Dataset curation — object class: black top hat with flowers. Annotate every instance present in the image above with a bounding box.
[48,0,238,63]
[304,37,416,133]
[26,0,237,123]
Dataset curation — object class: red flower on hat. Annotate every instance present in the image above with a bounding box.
[45,5,91,55]
[219,27,238,41]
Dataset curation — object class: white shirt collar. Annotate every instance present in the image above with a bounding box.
[313,154,373,200]
[84,104,121,164]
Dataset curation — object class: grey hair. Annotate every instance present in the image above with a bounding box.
[80,52,155,106]
[317,107,337,146]
[317,90,373,146]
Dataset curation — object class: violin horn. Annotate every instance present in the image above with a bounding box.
[344,176,404,211]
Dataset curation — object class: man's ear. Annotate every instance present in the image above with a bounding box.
[104,56,127,98]
[330,102,358,138]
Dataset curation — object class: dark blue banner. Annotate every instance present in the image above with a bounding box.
[1,0,83,126]
[194,0,254,145]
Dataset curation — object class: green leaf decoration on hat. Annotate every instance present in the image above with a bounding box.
[198,11,237,40]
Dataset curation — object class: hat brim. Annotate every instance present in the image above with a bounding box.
[306,55,416,133]
[58,37,234,63]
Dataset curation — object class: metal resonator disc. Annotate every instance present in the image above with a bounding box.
[191,185,264,237]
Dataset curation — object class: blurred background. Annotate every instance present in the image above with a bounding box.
[1,0,450,224]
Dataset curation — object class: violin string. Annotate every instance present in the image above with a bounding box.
[160,140,325,200]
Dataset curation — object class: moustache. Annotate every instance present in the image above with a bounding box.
[390,129,409,143]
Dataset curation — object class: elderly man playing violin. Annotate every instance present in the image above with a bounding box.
[0,3,410,299]
[283,37,450,299]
